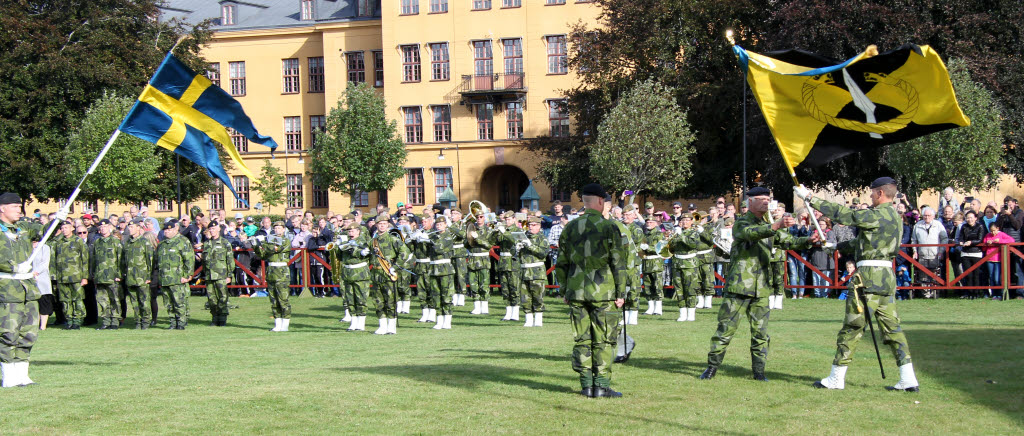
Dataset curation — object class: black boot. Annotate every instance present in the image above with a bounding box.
[753,371,769,382]
[753,363,769,382]
[166,318,178,330]
[579,387,594,397]
[699,366,717,380]
[593,387,623,398]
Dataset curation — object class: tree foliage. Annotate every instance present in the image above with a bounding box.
[254,160,286,209]
[309,82,407,196]
[592,80,695,196]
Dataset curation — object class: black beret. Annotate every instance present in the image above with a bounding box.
[581,183,608,199]
[603,193,612,202]
[164,220,178,230]
[0,192,21,206]
[870,177,897,189]
[97,219,112,226]
[746,187,771,197]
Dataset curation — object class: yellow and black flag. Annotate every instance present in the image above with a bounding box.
[733,43,970,175]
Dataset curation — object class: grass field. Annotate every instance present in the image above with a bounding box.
[4,295,1023,435]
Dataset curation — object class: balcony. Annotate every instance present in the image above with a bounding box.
[457,73,527,106]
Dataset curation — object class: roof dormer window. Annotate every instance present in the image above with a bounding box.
[300,0,315,20]
[221,2,237,25]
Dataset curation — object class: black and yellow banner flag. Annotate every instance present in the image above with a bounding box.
[733,44,970,175]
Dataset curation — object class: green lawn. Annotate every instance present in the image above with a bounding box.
[4,296,1022,435]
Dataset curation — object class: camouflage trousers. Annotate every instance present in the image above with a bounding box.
[835,283,912,366]
[696,262,715,297]
[56,282,85,324]
[454,257,469,297]
[267,281,291,319]
[643,271,664,301]
[125,285,151,326]
[520,279,546,313]
[569,300,622,389]
[623,270,641,310]
[672,267,698,308]
[417,273,436,309]
[468,268,490,300]
[206,279,229,318]
[396,271,412,301]
[344,280,370,316]
[163,283,190,326]
[707,292,771,372]
[432,275,455,315]
[0,301,39,363]
[498,270,520,306]
[372,279,398,318]
[770,261,786,296]
[95,282,121,327]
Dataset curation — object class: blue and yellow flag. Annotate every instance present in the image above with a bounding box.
[119,53,277,206]
[733,44,970,175]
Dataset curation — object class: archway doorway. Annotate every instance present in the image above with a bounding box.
[479,165,530,213]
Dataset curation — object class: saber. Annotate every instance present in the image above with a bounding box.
[855,286,886,379]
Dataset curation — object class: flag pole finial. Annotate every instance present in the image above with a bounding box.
[725,29,736,46]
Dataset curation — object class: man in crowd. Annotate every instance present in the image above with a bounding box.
[90,219,122,330]
[618,205,643,325]
[122,218,153,329]
[427,215,456,330]
[52,220,89,330]
[410,214,436,323]
[449,208,468,307]
[911,207,948,296]
[997,196,1023,296]
[156,220,194,330]
[333,222,372,332]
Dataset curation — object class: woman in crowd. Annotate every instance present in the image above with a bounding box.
[957,210,986,299]
[982,205,999,230]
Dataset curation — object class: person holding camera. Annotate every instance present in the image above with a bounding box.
[996,196,1023,297]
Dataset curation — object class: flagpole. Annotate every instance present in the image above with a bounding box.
[176,154,182,218]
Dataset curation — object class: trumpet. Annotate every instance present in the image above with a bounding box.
[653,240,673,259]
[324,235,351,251]
[693,211,709,223]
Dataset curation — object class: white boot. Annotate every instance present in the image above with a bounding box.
[482,301,490,314]
[776,295,782,309]
[342,309,352,322]
[433,313,445,329]
[471,300,482,314]
[524,313,535,327]
[1,362,16,388]
[644,301,655,315]
[502,306,511,321]
[417,308,429,323]
[654,300,663,315]
[17,361,34,386]
[428,308,437,322]
[396,301,404,314]
[815,365,847,390]
[676,308,687,322]
[347,316,359,331]
[629,310,639,325]
[535,312,543,326]
[354,316,365,331]
[442,314,452,329]
[281,318,290,332]
[705,296,713,309]
[387,318,398,334]
[460,294,466,306]
[271,318,282,332]
[687,307,696,322]
[697,296,706,309]
[888,363,920,391]
[511,306,520,321]
[373,318,388,335]
[768,295,776,309]
[452,294,458,305]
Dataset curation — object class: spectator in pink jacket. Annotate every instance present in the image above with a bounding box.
[982,222,1014,299]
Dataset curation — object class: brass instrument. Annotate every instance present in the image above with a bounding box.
[324,235,350,251]
[654,240,673,259]
[693,211,709,223]
[371,237,398,282]
[389,227,407,243]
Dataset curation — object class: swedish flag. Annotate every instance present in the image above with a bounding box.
[734,44,970,174]
[119,53,277,206]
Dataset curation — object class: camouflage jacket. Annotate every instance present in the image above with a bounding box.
[428,229,455,276]
[638,228,665,273]
[724,211,813,298]
[695,224,716,264]
[408,231,433,275]
[555,209,625,302]
[156,235,195,287]
[493,226,521,272]
[202,237,235,281]
[669,226,713,269]
[811,198,901,295]
[519,230,549,282]
[122,235,154,287]
[52,233,89,283]
[449,222,468,257]
[0,221,42,303]
[371,231,412,282]
[334,233,372,283]
[612,220,641,288]
[255,235,292,283]
[465,225,493,270]
[90,234,123,285]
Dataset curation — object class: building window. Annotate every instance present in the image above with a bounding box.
[546,0,566,4]
[377,190,389,207]
[403,107,423,144]
[549,100,569,137]
[434,167,453,198]
[431,105,451,143]
[503,0,521,7]
[208,179,224,211]
[221,3,236,25]
[430,0,448,13]
[476,103,493,140]
[547,35,568,74]
[358,0,374,16]
[352,187,369,207]
[312,184,329,208]
[473,40,493,83]
[157,198,173,212]
[301,0,314,19]
[309,115,325,147]
[430,43,449,81]
[233,176,250,209]
[282,58,300,93]
[229,128,248,153]
[406,169,425,206]
[502,38,523,88]
[207,63,220,87]
[346,51,365,83]
[285,116,302,151]
[308,57,324,93]
[401,45,421,82]
[401,0,419,14]
[506,102,523,139]
[287,174,304,209]
[551,188,572,203]
[373,51,384,87]
[472,0,491,10]
[229,61,246,96]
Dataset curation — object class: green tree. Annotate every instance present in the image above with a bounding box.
[309,82,407,198]
[253,160,286,210]
[885,58,1003,200]
[592,80,696,197]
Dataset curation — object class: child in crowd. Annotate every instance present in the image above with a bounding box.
[895,265,912,300]
[837,261,856,300]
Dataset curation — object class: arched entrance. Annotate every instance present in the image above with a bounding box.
[479,165,530,213]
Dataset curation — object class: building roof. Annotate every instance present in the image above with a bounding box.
[158,0,381,31]
[438,186,458,203]
[520,181,540,201]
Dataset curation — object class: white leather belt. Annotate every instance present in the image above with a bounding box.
[500,252,513,257]
[268,262,288,267]
[470,252,490,257]
[644,255,662,260]
[697,249,713,255]
[344,262,368,269]
[430,259,451,265]
[674,253,696,260]
[416,258,430,263]
[856,260,891,268]
[0,272,33,280]
[452,244,464,249]
[522,262,545,268]
[962,252,983,258]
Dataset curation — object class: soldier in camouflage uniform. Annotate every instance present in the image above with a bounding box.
[427,216,455,330]
[90,219,122,330]
[466,212,494,315]
[768,207,790,309]
[201,223,234,326]
[122,219,153,329]
[694,216,717,311]
[638,215,665,316]
[394,216,413,313]
[449,209,469,307]
[699,187,817,382]
[619,205,643,325]
[494,211,522,321]
[156,220,195,330]
[519,216,549,327]
[370,215,412,334]
[555,184,626,398]
[798,177,920,391]
[51,220,89,329]
[332,222,372,332]
[409,214,436,323]
[669,214,714,322]
[254,221,293,332]
[0,193,46,387]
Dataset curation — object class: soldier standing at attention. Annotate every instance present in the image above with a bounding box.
[768,207,791,310]
[466,211,494,315]
[52,219,88,330]
[393,216,413,314]
[449,209,469,307]
[371,214,411,334]
[638,214,665,316]
[428,216,455,330]
[494,211,522,321]
[797,177,920,392]
[410,214,436,323]
[694,215,717,311]
[156,220,194,330]
[335,223,372,332]
[202,222,234,326]
[555,184,626,398]
[255,221,293,332]
[619,205,643,325]
[0,193,47,387]
[699,187,817,381]
[669,214,710,322]
[90,219,122,330]
[122,218,154,329]
[518,216,549,327]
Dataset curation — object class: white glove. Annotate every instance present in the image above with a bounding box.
[523,239,532,247]
[360,248,370,256]
[54,209,69,222]
[470,231,479,239]
[674,227,682,235]
[793,185,811,201]
[389,267,396,276]
[823,242,835,249]
[498,225,507,234]
[639,243,650,251]
[15,261,32,275]
[256,235,266,242]
[695,225,704,233]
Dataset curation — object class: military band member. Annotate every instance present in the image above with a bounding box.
[334,223,372,332]
[518,216,548,327]
[427,216,455,330]
[394,216,413,314]
[494,211,521,321]
[122,218,154,329]
[370,214,411,334]
[638,215,665,316]
[466,212,494,315]
[669,214,713,322]
[156,220,194,330]
[449,209,469,307]
[797,177,920,391]
[254,221,293,332]
[0,193,46,387]
[201,223,234,326]
[90,219,122,330]
[52,219,89,329]
[619,205,643,325]
[694,216,717,310]
[699,187,817,381]
[768,207,791,309]
[409,214,436,323]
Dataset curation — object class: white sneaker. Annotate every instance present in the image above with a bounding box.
[511,306,520,321]
[535,312,543,326]
[815,365,847,390]
[654,300,663,315]
[502,306,511,321]
[387,318,397,334]
[888,363,920,392]
[524,313,535,327]
[281,319,290,332]
[1,362,16,388]
[687,307,696,322]
[373,318,388,335]
[482,301,490,314]
[442,314,452,329]
[676,308,687,322]
[271,318,282,332]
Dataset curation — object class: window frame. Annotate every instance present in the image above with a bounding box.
[546,35,568,75]
[373,50,384,87]
[207,63,220,87]
[309,115,326,148]
[208,179,225,212]
[433,167,453,199]
[476,103,494,140]
[406,168,425,206]
[431,105,451,143]
[429,0,448,13]
[403,106,423,144]
[282,58,300,94]
[285,116,303,152]
[472,0,492,10]
[233,176,250,210]
[312,183,330,209]
[287,174,304,209]
[228,61,246,97]
[506,101,523,139]
[300,0,315,20]
[429,42,449,81]
[308,56,325,93]
[400,0,419,15]
[401,45,421,83]
[229,128,248,153]
[346,51,366,84]
[221,3,236,25]
[502,0,521,8]
[548,99,570,137]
